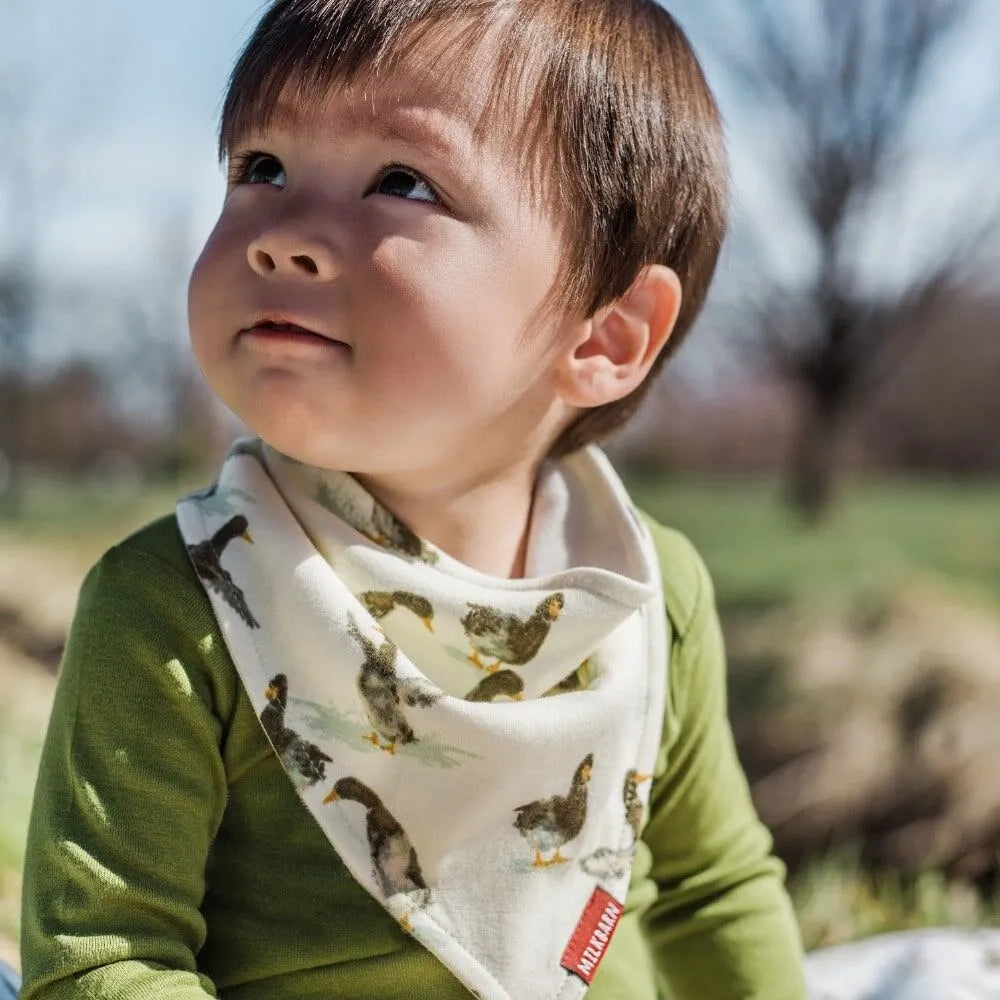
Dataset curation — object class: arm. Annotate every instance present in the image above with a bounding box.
[20,539,231,999]
[640,531,808,1000]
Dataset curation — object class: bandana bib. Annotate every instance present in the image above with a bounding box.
[176,437,670,1000]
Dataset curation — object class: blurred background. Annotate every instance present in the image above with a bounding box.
[1,0,999,970]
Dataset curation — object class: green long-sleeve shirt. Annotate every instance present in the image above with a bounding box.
[19,511,807,999]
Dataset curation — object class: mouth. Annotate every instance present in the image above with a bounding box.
[240,315,349,350]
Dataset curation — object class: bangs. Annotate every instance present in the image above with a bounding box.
[219,0,554,173]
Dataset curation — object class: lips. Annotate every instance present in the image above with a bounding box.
[240,315,348,348]
[253,319,321,336]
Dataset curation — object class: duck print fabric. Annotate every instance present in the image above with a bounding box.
[176,437,670,1000]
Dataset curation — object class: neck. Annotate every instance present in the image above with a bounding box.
[354,459,541,579]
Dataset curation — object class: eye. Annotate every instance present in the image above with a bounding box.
[369,165,440,205]
[230,152,286,188]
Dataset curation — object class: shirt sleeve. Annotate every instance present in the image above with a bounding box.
[639,532,808,1000]
[19,541,232,1000]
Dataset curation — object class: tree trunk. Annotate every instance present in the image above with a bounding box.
[0,343,27,520]
[787,392,841,524]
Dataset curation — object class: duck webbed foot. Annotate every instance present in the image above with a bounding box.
[467,650,489,670]
[531,850,549,868]
[485,659,503,674]
[548,850,570,866]
[362,731,381,747]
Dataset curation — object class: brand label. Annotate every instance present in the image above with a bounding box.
[560,887,624,984]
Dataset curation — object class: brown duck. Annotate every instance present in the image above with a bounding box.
[623,769,652,843]
[348,615,441,754]
[187,514,259,628]
[260,674,332,786]
[323,776,429,931]
[349,616,414,754]
[361,591,435,633]
[364,506,438,564]
[543,657,596,697]
[514,753,593,867]
[465,669,525,702]
[462,593,565,672]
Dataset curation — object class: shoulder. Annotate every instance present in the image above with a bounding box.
[66,512,241,721]
[110,511,198,578]
[634,507,715,640]
[72,512,216,650]
[83,512,199,599]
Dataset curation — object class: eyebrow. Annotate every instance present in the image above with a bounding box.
[267,98,472,164]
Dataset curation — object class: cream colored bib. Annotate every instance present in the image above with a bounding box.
[176,437,669,1000]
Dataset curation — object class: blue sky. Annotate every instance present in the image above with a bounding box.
[2,0,997,368]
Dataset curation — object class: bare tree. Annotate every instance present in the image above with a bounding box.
[708,0,998,519]
[0,0,125,515]
[0,3,47,515]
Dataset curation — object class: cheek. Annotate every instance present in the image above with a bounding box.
[364,229,558,371]
[188,225,237,357]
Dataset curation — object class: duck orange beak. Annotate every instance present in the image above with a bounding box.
[634,773,652,785]
[242,529,255,545]
[265,684,278,701]
[323,788,340,804]
[422,617,435,633]
[513,692,525,702]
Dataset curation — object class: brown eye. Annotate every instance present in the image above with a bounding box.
[371,165,439,204]
[232,152,286,188]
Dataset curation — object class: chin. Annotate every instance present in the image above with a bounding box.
[226,395,353,471]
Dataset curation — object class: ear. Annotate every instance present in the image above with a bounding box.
[554,264,682,409]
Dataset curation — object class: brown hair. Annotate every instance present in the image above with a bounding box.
[219,0,728,457]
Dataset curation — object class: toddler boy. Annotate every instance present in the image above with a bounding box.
[20,0,807,997]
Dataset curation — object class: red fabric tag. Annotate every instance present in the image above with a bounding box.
[560,887,624,984]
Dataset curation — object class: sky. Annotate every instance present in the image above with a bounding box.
[1,0,998,370]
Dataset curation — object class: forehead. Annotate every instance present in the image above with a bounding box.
[267,60,489,167]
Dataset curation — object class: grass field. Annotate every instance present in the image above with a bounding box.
[2,470,999,956]
[627,473,1000,608]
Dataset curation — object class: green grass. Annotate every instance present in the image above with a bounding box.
[625,473,1000,608]
[789,847,1000,950]
[2,473,203,536]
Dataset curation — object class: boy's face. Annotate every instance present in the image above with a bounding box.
[189,29,581,484]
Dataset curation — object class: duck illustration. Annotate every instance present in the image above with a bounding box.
[348,615,441,754]
[323,776,430,931]
[462,593,565,672]
[195,483,257,518]
[623,769,652,843]
[230,437,264,459]
[361,591,435,633]
[514,752,593,867]
[260,674,333,786]
[364,505,439,564]
[578,768,654,880]
[578,845,633,881]
[465,670,525,702]
[543,657,596,697]
[187,515,260,628]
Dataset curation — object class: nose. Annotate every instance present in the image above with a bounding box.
[247,226,339,281]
